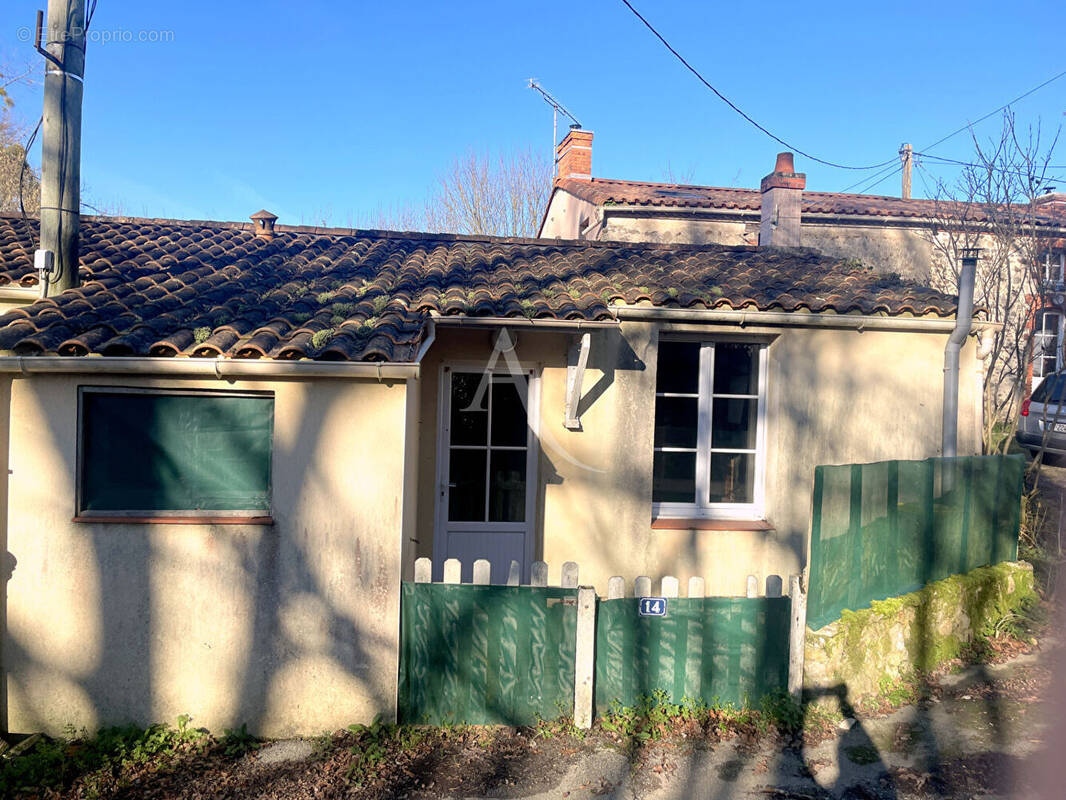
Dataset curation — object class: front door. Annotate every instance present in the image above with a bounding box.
[435,366,537,583]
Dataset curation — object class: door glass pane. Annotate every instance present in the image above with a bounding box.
[491,376,527,447]
[656,341,699,394]
[450,372,488,446]
[489,449,526,522]
[709,452,754,504]
[652,451,696,503]
[713,343,759,395]
[711,398,757,450]
[448,449,486,521]
[653,397,698,447]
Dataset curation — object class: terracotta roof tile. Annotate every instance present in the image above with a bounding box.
[0,214,960,361]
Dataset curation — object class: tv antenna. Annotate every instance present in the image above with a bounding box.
[528,80,582,164]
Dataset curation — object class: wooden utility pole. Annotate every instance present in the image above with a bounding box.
[900,143,913,200]
[38,0,86,294]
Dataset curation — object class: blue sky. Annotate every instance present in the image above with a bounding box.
[2,0,1064,225]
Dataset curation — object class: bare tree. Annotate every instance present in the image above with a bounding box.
[924,111,1062,452]
[0,60,41,215]
[370,148,552,238]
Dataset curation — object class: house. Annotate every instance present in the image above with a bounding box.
[541,130,1066,393]
[0,208,983,736]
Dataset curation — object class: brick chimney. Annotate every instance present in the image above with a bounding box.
[555,126,593,183]
[759,152,806,247]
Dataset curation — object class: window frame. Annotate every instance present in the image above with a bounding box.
[1033,309,1064,388]
[652,338,769,522]
[1044,252,1065,284]
[75,386,275,521]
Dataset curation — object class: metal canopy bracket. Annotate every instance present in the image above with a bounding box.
[564,332,591,430]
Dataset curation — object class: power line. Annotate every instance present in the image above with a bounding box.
[840,160,902,193]
[855,165,905,195]
[617,0,897,171]
[919,68,1066,154]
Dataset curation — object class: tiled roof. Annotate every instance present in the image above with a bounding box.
[0,214,958,362]
[556,178,1066,228]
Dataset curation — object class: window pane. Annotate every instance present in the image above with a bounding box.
[450,372,488,446]
[713,343,759,394]
[448,449,486,521]
[489,449,526,522]
[653,451,696,503]
[81,392,273,512]
[709,452,754,504]
[654,396,698,447]
[656,341,699,394]
[711,398,758,450]
[491,376,527,447]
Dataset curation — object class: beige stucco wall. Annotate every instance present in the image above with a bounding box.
[415,321,981,598]
[1,372,409,737]
[540,190,946,282]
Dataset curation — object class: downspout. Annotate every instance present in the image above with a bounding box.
[943,249,979,457]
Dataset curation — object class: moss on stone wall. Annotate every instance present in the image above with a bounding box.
[804,562,1036,706]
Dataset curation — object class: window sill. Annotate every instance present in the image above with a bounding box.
[651,518,773,531]
[73,515,274,525]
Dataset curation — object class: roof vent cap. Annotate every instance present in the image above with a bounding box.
[250,209,278,239]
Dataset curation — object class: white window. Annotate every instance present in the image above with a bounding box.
[1044,252,1065,284]
[652,340,768,520]
[1033,309,1064,387]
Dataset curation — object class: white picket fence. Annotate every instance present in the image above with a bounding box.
[410,557,808,728]
[414,557,796,599]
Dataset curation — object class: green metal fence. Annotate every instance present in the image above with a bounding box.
[594,597,791,713]
[807,455,1025,630]
[398,582,578,725]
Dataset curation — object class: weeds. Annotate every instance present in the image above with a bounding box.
[0,716,212,796]
[597,689,798,743]
[346,715,394,787]
[220,723,259,757]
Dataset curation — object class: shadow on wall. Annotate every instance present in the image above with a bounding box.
[2,376,398,736]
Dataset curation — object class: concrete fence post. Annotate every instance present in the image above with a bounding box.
[507,560,521,586]
[607,576,625,599]
[661,576,679,598]
[746,574,759,598]
[788,574,807,702]
[472,559,491,585]
[414,557,432,583]
[687,576,705,598]
[634,576,651,598]
[443,558,461,584]
[561,561,579,588]
[531,561,549,587]
[573,586,596,729]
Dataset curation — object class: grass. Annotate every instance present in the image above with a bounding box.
[596,689,803,743]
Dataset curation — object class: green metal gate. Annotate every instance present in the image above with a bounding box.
[398,582,578,725]
[594,597,791,713]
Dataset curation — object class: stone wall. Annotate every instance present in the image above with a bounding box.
[803,561,1037,706]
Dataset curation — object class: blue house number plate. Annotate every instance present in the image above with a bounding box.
[639,597,668,617]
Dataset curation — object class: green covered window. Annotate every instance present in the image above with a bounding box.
[78,388,274,517]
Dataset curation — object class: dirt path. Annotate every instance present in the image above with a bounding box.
[106,637,1055,800]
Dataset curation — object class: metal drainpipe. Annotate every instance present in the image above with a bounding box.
[943,249,979,458]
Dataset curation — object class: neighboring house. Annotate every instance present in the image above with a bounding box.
[541,129,1066,394]
[0,210,982,736]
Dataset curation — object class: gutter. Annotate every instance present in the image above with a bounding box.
[430,314,618,330]
[612,305,999,333]
[0,356,420,381]
[943,252,978,458]
[0,287,42,303]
